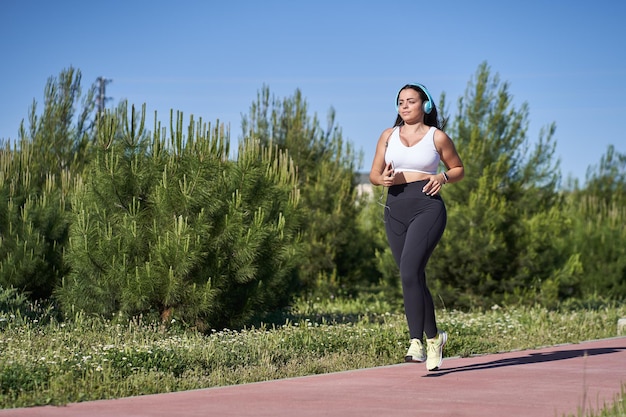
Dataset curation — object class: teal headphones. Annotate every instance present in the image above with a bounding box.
[396,83,434,114]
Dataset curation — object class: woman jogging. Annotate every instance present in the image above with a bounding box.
[369,83,464,371]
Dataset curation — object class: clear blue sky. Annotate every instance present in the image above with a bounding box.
[1,0,625,183]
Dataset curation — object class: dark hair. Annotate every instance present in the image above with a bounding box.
[393,84,444,130]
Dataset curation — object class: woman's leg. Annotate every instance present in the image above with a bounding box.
[386,197,446,339]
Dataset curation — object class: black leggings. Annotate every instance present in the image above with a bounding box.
[384,180,447,340]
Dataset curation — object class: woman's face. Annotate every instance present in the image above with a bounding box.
[397,88,423,121]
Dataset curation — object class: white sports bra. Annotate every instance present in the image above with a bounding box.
[385,126,440,175]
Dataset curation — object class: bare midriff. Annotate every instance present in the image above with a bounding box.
[392,171,432,185]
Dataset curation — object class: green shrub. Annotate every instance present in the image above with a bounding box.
[57,105,302,329]
[0,68,94,300]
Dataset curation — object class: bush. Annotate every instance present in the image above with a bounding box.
[57,105,302,329]
[0,68,94,300]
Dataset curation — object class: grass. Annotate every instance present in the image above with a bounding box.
[567,385,625,417]
[1,296,624,412]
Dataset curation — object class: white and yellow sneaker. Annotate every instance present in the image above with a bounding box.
[426,331,447,371]
[405,338,426,362]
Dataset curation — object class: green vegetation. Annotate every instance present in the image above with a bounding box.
[2,63,625,325]
[56,104,302,330]
[567,386,625,417]
[1,62,625,414]
[0,294,624,409]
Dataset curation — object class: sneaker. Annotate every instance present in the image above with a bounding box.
[426,331,447,371]
[405,338,426,362]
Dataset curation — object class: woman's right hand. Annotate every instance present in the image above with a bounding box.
[381,162,395,186]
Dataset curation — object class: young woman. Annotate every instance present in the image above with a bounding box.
[369,83,464,371]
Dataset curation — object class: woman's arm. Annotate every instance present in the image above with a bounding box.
[436,130,464,183]
[421,129,464,196]
[369,127,395,186]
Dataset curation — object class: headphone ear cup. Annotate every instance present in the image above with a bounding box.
[423,100,432,114]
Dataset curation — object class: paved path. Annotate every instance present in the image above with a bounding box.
[2,337,624,417]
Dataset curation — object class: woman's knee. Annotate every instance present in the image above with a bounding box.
[400,271,426,290]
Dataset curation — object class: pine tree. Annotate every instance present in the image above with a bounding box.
[563,145,626,301]
[59,104,302,329]
[583,145,626,206]
[241,86,376,296]
[427,62,572,308]
[0,67,95,299]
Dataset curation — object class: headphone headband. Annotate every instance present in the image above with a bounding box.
[396,83,434,114]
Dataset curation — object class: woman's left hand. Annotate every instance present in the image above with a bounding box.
[422,174,444,196]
